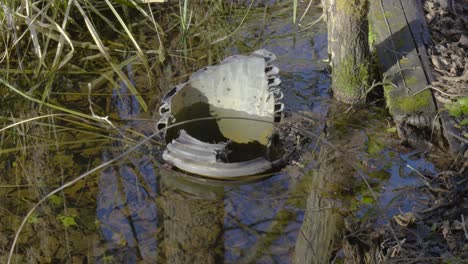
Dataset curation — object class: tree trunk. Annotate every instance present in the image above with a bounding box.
[326,0,370,104]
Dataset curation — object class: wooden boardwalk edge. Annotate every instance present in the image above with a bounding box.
[369,0,461,153]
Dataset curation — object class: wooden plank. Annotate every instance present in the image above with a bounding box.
[400,0,461,153]
[400,0,433,82]
[370,0,437,115]
[370,0,440,143]
[370,0,460,152]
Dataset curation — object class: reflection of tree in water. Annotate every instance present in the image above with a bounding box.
[96,154,159,262]
[157,173,225,264]
[223,175,308,263]
[294,104,365,263]
[96,154,226,263]
[96,65,159,262]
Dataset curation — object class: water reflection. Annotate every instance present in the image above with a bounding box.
[224,174,308,263]
[94,62,311,262]
[94,3,329,263]
[158,171,225,263]
[97,155,159,262]
[96,65,159,262]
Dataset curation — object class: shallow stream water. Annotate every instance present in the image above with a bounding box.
[0,1,443,263]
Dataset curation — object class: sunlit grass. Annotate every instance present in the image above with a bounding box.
[0,0,165,111]
[293,0,297,24]
[178,0,192,36]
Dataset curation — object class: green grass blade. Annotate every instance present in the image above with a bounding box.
[293,0,297,24]
[73,0,148,111]
[0,77,98,122]
[103,0,152,86]
[211,0,255,44]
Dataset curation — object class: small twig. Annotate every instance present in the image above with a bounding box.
[405,164,449,193]
[364,79,396,95]
[298,0,314,24]
[298,13,324,32]
[461,215,468,240]
[412,84,467,98]
[0,185,31,188]
[422,201,455,214]
[406,164,430,181]
[440,73,468,82]
[87,83,126,139]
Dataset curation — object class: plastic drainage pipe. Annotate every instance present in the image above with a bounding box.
[156,50,285,178]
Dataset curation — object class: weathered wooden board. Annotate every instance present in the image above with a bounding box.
[370,0,461,152]
[399,0,462,153]
[370,0,437,117]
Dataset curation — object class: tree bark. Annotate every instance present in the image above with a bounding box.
[326,0,370,104]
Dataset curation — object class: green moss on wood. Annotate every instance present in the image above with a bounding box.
[336,0,368,18]
[374,11,392,21]
[334,56,370,102]
[384,85,432,113]
[405,76,419,87]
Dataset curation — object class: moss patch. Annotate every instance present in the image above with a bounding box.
[374,11,392,21]
[446,97,468,117]
[384,85,433,113]
[334,56,370,102]
[405,76,419,87]
[336,0,368,18]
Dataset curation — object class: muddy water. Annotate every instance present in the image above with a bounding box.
[0,2,442,264]
[166,103,273,162]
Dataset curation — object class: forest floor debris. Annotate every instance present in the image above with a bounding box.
[424,0,468,150]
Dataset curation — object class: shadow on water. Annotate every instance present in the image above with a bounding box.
[0,1,447,263]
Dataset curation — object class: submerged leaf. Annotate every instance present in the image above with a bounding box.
[57,214,77,228]
[27,213,39,224]
[367,135,384,156]
[53,154,74,169]
[49,195,63,206]
[362,196,374,204]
